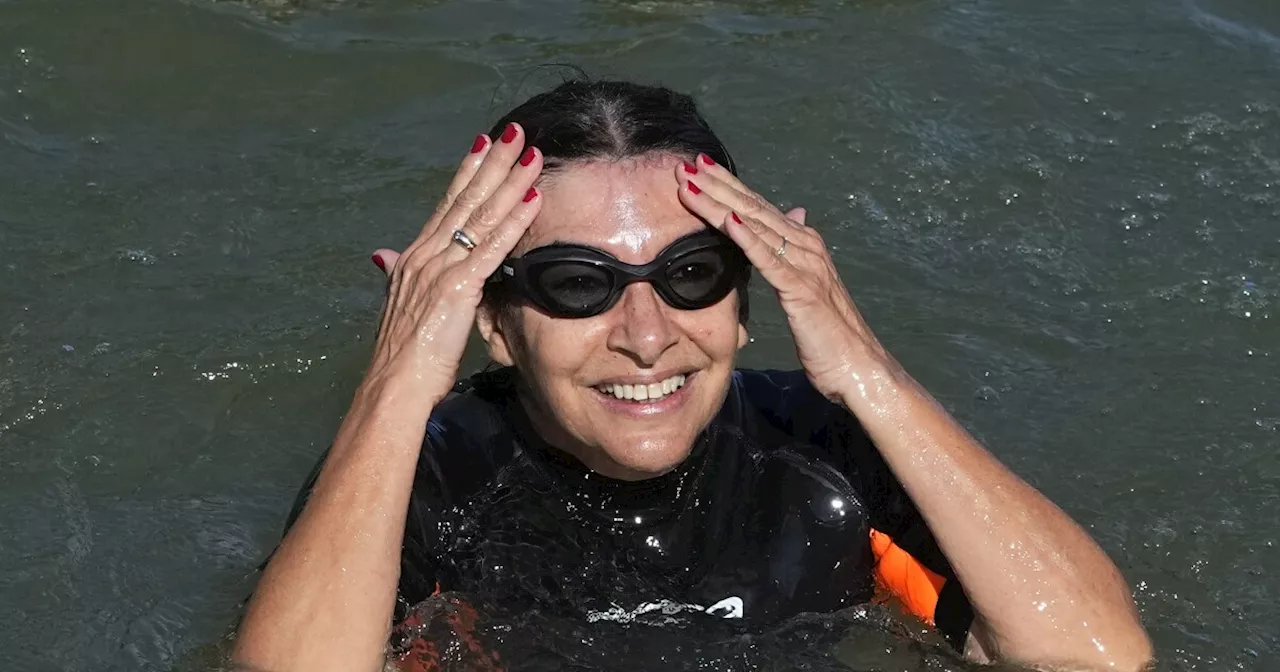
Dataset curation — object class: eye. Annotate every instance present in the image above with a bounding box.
[670,260,718,283]
[667,250,726,297]
[537,263,612,307]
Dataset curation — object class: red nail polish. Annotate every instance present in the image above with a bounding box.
[731,212,743,224]
[687,181,701,195]
[523,187,538,203]
[500,123,518,144]
[469,134,487,154]
[700,153,717,167]
[682,161,698,175]
[371,253,385,270]
[519,147,536,166]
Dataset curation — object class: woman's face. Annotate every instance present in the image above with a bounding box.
[478,154,748,481]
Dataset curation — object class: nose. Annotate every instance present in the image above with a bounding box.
[605,282,680,367]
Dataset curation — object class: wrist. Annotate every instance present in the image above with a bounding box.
[830,346,911,414]
[337,371,441,448]
[357,363,453,413]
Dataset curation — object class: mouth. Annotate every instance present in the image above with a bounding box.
[594,373,689,402]
[589,371,697,417]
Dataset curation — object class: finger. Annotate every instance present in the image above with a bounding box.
[427,122,532,253]
[731,210,791,263]
[418,133,494,242]
[676,171,815,265]
[690,154,788,222]
[721,210,803,290]
[784,207,807,227]
[675,172,735,231]
[458,187,544,281]
[442,145,543,264]
[675,159,803,249]
[371,248,402,276]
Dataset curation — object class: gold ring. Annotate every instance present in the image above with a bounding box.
[776,237,788,257]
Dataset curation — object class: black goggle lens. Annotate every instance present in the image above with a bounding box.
[515,242,744,318]
[664,248,730,304]
[529,261,615,316]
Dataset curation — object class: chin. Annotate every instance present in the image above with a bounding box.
[603,435,697,480]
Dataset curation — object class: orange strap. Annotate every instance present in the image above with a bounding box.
[869,528,946,625]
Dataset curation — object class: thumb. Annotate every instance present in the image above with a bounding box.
[784,207,807,227]
[370,248,402,276]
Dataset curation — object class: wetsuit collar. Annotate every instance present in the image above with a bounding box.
[493,368,727,530]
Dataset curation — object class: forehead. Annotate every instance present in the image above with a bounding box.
[517,155,707,263]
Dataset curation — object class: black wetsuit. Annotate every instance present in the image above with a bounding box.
[285,367,973,650]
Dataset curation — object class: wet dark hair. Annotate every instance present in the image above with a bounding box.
[482,79,750,322]
[486,80,737,176]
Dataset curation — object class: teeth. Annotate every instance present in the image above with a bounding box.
[596,374,687,403]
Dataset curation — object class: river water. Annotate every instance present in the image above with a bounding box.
[1,0,1277,670]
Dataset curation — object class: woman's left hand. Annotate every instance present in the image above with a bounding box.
[677,155,1155,672]
[675,154,889,401]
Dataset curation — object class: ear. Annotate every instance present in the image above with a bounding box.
[476,304,517,367]
[737,323,749,350]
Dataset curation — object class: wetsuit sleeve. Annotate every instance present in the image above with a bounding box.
[398,429,451,610]
[839,421,975,650]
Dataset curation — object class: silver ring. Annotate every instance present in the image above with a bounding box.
[776,237,788,257]
[452,229,477,251]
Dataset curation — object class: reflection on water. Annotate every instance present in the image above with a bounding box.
[1,0,1277,669]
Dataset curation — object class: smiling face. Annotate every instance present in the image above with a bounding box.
[477,154,748,481]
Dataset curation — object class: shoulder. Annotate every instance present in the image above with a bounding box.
[730,370,914,531]
[729,368,864,446]
[428,366,520,446]
[417,367,524,502]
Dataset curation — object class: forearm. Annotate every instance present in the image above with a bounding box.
[233,377,433,672]
[837,350,1150,670]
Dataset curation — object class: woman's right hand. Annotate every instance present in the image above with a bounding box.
[364,123,542,405]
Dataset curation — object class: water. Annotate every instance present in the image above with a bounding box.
[1,0,1277,669]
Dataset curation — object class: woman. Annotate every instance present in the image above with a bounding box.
[233,80,1152,672]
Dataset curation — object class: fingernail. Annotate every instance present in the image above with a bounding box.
[523,187,538,203]
[682,161,698,175]
[731,212,743,224]
[700,153,717,167]
[371,253,385,270]
[519,147,536,166]
[469,134,488,154]
[500,123,518,144]
[687,181,701,195]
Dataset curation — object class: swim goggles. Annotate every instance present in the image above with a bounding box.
[490,230,749,319]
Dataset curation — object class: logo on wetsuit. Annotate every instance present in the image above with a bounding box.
[586,596,744,623]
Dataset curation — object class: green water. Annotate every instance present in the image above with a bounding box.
[1,0,1277,669]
